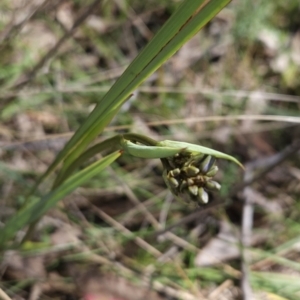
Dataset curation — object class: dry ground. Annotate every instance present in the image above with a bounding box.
[0,1,300,299]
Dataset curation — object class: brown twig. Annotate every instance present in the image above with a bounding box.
[153,199,224,237]
[155,138,300,236]
[106,166,199,252]
[232,138,300,193]
[0,0,51,45]
[90,204,162,258]
[239,139,300,299]
[0,287,12,300]
[10,0,101,90]
[240,168,254,300]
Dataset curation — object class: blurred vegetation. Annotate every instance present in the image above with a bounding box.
[0,0,300,299]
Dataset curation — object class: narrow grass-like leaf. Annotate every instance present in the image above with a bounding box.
[56,0,208,165]
[251,272,300,300]
[250,247,300,272]
[34,0,231,187]
[64,0,231,168]
[0,151,121,248]
[122,140,183,159]
[53,135,122,188]
[53,133,160,187]
[30,107,120,195]
[159,140,244,169]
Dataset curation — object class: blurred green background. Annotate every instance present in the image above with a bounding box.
[0,0,300,299]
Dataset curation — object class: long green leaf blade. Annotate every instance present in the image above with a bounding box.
[39,0,230,181]
[69,0,231,164]
[0,151,121,248]
[159,140,244,168]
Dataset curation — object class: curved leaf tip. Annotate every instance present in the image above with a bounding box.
[159,140,244,169]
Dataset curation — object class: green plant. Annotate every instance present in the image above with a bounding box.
[0,0,241,249]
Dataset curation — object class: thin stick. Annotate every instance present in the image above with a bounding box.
[240,169,254,300]
[208,279,233,299]
[0,0,45,44]
[156,139,300,235]
[91,204,162,258]
[153,281,201,300]
[107,166,199,252]
[0,117,296,151]
[10,0,101,90]
[0,287,12,300]
[2,85,300,103]
[153,200,224,237]
[231,139,300,193]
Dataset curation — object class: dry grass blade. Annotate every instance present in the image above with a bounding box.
[91,204,162,258]
[10,0,102,90]
[0,288,12,300]
[0,151,121,248]
[1,0,300,299]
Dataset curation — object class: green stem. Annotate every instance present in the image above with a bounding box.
[20,133,159,246]
[122,133,159,146]
[53,135,121,188]
[53,133,159,188]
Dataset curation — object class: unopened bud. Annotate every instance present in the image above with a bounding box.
[187,178,194,186]
[188,185,198,196]
[169,168,181,177]
[205,180,221,191]
[198,187,209,204]
[199,155,212,173]
[180,180,187,191]
[205,165,218,177]
[183,166,200,177]
[169,177,180,189]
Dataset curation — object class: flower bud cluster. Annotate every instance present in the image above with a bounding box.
[163,152,221,206]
